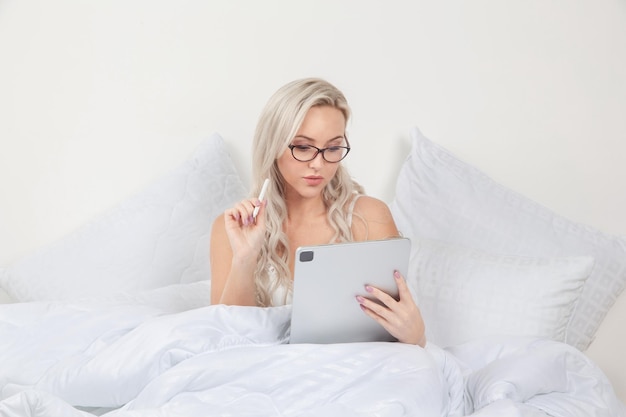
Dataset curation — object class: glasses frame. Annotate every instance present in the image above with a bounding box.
[287,138,351,163]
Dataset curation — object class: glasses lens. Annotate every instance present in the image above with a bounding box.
[292,145,318,161]
[323,146,349,162]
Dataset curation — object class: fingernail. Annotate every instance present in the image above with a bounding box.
[365,286,373,293]
[394,270,401,279]
[356,295,365,303]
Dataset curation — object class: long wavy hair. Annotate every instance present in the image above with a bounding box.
[251,78,364,306]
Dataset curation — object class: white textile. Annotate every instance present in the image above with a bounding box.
[0,283,624,417]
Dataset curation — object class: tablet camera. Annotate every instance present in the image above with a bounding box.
[299,251,314,262]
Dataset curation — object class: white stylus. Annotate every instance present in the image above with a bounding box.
[252,178,270,220]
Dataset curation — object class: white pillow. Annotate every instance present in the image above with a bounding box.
[0,133,247,302]
[390,127,626,351]
[409,238,593,347]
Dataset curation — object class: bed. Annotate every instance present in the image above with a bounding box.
[1,130,625,417]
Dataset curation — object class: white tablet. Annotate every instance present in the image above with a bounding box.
[289,237,411,344]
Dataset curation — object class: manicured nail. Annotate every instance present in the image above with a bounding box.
[394,270,401,279]
[356,295,365,303]
[365,286,373,293]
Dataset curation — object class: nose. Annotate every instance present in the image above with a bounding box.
[308,150,325,169]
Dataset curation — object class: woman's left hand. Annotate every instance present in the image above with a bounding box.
[356,270,426,347]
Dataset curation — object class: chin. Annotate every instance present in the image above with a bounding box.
[295,183,327,199]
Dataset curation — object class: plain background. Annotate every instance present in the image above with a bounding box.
[1,0,625,402]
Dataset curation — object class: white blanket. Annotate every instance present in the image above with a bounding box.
[0,283,624,417]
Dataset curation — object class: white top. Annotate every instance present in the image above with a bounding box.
[269,266,293,306]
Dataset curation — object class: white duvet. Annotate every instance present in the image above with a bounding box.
[0,282,624,417]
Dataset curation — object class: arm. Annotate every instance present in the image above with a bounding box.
[210,198,266,306]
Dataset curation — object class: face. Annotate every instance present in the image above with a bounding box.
[276,105,347,202]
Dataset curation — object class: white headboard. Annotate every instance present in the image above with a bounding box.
[0,0,624,401]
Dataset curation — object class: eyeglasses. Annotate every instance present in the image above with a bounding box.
[287,141,351,163]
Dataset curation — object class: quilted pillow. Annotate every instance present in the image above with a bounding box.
[409,238,593,347]
[0,286,11,304]
[0,133,247,302]
[390,127,626,351]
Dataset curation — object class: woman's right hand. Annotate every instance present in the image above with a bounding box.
[223,198,267,261]
[210,199,266,306]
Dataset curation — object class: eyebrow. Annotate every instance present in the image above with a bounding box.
[293,135,345,144]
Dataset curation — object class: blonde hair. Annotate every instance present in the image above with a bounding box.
[251,78,364,306]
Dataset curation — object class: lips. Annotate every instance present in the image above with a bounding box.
[303,176,324,186]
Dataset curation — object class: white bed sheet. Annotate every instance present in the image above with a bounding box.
[0,283,624,417]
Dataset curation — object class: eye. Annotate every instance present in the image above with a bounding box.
[326,146,343,153]
[293,145,313,151]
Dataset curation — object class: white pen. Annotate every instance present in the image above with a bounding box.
[252,178,270,220]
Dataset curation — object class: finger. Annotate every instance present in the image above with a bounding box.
[356,294,424,343]
[364,284,398,309]
[393,270,413,301]
[356,295,393,322]
[361,281,414,324]
[224,207,242,224]
[357,298,406,341]
[238,200,257,214]
[357,300,389,325]
[254,200,267,226]
[230,200,258,225]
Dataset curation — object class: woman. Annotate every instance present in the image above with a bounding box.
[210,78,425,346]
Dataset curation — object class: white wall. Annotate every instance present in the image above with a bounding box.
[1,0,625,400]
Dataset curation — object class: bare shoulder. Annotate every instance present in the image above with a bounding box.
[210,213,231,256]
[209,212,232,303]
[354,195,391,221]
[351,195,399,241]
[353,195,392,216]
[210,213,227,241]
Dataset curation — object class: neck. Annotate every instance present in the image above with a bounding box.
[284,193,326,223]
